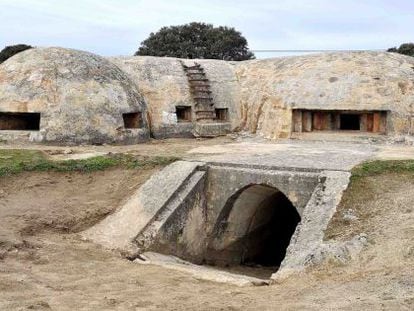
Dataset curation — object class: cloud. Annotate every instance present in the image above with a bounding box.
[0,0,413,57]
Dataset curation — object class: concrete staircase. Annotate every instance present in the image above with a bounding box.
[181,61,231,137]
[182,62,216,122]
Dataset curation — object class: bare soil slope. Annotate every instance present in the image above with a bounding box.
[0,168,413,310]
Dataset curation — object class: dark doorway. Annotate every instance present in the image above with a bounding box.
[340,114,360,130]
[176,106,192,122]
[241,191,301,266]
[123,112,143,129]
[207,185,301,270]
[215,108,228,121]
[0,112,40,130]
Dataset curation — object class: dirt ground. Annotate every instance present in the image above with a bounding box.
[0,161,413,310]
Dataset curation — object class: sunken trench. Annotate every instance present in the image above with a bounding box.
[131,163,328,280]
[85,161,351,283]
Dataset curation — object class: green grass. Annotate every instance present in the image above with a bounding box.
[351,159,414,180]
[0,149,179,177]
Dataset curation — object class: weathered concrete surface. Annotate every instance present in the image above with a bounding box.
[135,252,268,286]
[2,48,414,144]
[272,170,358,281]
[0,47,150,144]
[111,52,414,140]
[204,165,318,219]
[80,138,393,282]
[109,56,240,137]
[235,52,414,139]
[135,170,206,258]
[187,141,377,171]
[193,122,231,137]
[82,160,205,252]
[140,165,321,264]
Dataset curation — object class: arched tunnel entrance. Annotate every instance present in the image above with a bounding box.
[206,184,301,273]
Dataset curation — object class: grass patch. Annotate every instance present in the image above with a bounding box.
[0,149,179,177]
[325,159,414,240]
[351,159,414,180]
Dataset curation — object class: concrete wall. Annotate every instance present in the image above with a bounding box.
[109,56,240,138]
[143,164,320,264]
[85,160,364,278]
[112,52,414,140]
[2,47,414,144]
[235,52,414,138]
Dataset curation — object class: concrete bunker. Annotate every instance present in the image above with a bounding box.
[292,109,388,134]
[0,47,150,144]
[206,184,301,270]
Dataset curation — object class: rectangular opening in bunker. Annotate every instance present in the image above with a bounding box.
[123,112,143,129]
[340,114,360,130]
[0,112,40,131]
[292,110,387,134]
[215,108,228,121]
[176,106,192,122]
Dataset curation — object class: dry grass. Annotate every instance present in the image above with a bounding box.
[325,160,414,241]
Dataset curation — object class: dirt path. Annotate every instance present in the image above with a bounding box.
[0,168,413,310]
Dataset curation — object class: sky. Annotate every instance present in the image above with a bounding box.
[0,0,413,58]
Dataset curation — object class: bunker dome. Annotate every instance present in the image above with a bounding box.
[0,47,150,144]
[110,56,238,138]
[236,52,414,139]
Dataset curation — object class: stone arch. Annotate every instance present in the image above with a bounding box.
[205,184,301,269]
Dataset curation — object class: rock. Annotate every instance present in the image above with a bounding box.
[343,209,358,221]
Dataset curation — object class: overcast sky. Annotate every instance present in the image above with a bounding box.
[0,0,413,58]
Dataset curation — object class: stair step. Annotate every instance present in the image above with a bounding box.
[196,110,215,113]
[191,87,211,91]
[191,90,212,94]
[187,74,207,79]
[188,78,209,82]
[189,80,210,85]
[183,65,201,70]
[194,98,214,102]
[186,68,205,73]
[182,62,216,113]
[193,94,213,98]
[186,70,205,73]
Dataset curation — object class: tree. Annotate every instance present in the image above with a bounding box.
[387,43,414,57]
[0,44,33,64]
[135,22,255,61]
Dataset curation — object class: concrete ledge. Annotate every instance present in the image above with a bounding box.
[272,170,352,281]
[152,123,194,139]
[82,160,205,252]
[135,252,269,287]
[193,122,231,137]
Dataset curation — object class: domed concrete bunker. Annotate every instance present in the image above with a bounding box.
[206,184,301,269]
[0,47,150,144]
